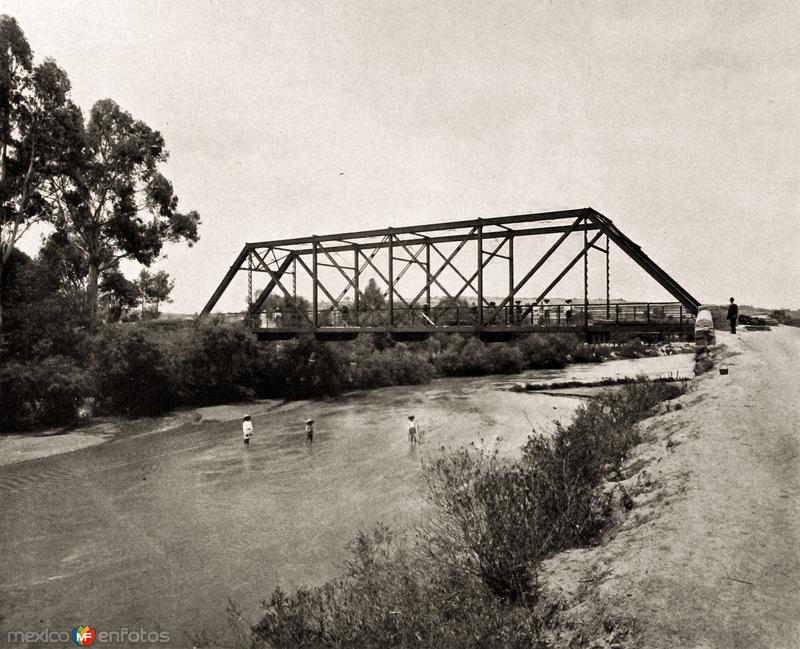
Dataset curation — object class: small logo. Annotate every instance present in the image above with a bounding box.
[72,626,96,646]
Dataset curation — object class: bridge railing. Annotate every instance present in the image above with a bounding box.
[242,301,692,330]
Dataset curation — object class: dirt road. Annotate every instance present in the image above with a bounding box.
[546,326,800,648]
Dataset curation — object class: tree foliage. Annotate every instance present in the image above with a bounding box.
[0,15,82,330]
[47,98,200,322]
[136,268,173,317]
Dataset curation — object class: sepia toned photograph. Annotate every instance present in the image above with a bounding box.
[1,1,798,647]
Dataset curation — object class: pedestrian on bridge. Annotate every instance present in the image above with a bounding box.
[242,415,253,446]
[727,297,738,334]
[305,419,314,443]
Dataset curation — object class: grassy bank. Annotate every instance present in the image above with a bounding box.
[219,380,687,649]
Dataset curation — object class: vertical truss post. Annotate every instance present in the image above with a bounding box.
[247,253,253,328]
[353,248,360,326]
[312,237,319,327]
[583,220,589,330]
[425,241,431,309]
[508,236,514,323]
[606,235,610,319]
[477,221,484,327]
[388,231,394,327]
[293,256,297,301]
[247,253,253,308]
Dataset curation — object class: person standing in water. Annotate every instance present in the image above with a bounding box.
[407,415,418,444]
[305,419,314,443]
[242,415,253,446]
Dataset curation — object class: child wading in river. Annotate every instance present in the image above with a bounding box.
[242,415,253,446]
[305,419,314,443]
[407,415,418,444]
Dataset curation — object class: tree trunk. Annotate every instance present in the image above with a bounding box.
[0,260,4,334]
[86,262,99,326]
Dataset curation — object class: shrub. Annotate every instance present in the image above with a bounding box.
[0,356,88,432]
[172,319,269,404]
[276,336,348,399]
[423,444,559,600]
[436,336,491,376]
[485,344,526,374]
[613,340,649,358]
[569,343,610,363]
[90,326,176,416]
[381,347,434,385]
[252,524,548,649]
[518,334,572,368]
[349,338,433,389]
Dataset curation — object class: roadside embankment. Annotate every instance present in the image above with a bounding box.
[536,327,800,648]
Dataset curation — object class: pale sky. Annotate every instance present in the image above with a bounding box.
[6,0,800,312]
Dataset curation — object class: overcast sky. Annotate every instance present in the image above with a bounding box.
[7,0,799,312]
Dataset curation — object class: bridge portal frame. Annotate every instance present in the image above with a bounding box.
[201,207,700,336]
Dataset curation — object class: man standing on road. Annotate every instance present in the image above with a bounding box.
[727,297,738,334]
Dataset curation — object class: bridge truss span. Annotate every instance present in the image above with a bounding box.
[202,208,701,341]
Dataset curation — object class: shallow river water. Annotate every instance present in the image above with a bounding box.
[0,354,693,646]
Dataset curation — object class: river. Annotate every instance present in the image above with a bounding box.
[0,353,693,647]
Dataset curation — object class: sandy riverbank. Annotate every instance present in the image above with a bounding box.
[537,326,800,648]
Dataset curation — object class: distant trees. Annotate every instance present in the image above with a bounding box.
[136,269,174,317]
[360,277,386,325]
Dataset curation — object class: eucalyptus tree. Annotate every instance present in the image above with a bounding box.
[48,98,200,324]
[0,15,80,331]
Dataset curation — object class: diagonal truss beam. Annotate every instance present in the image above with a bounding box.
[294,254,348,316]
[487,216,584,322]
[588,210,700,313]
[451,236,510,304]
[202,245,250,314]
[357,247,414,313]
[405,226,477,311]
[531,230,605,308]
[248,251,313,326]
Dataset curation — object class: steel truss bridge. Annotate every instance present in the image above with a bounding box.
[202,208,700,342]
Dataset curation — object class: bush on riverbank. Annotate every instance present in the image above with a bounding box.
[0,320,652,433]
[0,356,88,431]
[91,326,178,416]
[248,381,687,648]
[251,524,547,649]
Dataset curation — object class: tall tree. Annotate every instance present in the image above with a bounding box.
[48,98,200,323]
[0,15,80,331]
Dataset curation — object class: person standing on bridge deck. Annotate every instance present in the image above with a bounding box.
[407,415,418,444]
[242,415,253,446]
[305,419,314,443]
[727,297,738,334]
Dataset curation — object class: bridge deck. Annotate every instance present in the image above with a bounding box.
[212,301,695,341]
